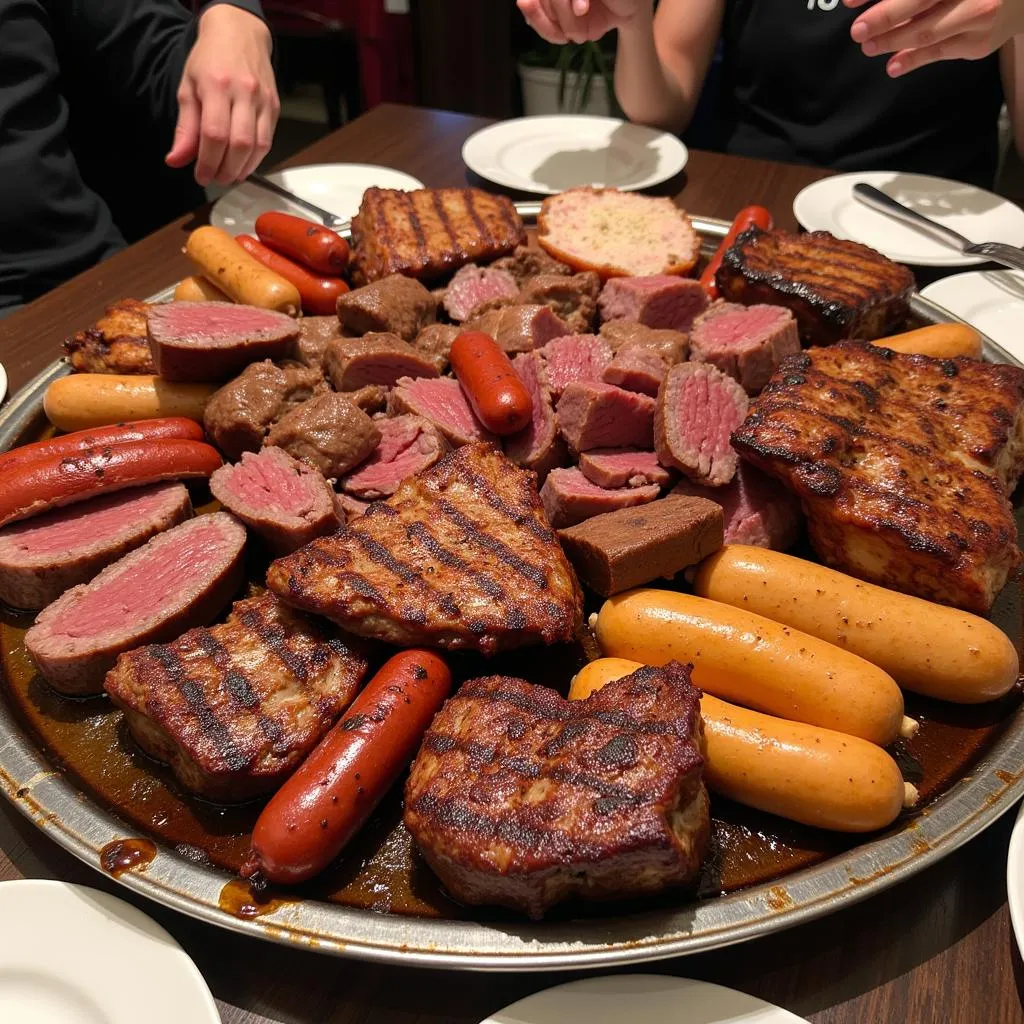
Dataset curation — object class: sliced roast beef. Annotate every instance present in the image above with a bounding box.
[517,271,600,333]
[323,332,441,390]
[655,362,749,487]
[266,391,381,478]
[339,415,448,499]
[491,245,572,286]
[443,264,519,321]
[602,344,667,396]
[506,352,567,483]
[0,484,192,611]
[672,461,802,550]
[579,448,672,489]
[599,319,689,364]
[203,359,323,460]
[466,304,569,354]
[333,491,370,523]
[210,447,338,554]
[388,376,496,447]
[556,382,656,452]
[598,276,708,332]
[336,274,438,341]
[414,324,461,371]
[147,302,300,382]
[540,467,660,529]
[540,334,613,398]
[293,315,341,370]
[25,512,246,695]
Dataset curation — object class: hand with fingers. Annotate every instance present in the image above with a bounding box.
[165,3,279,187]
[517,0,649,43]
[846,0,1024,76]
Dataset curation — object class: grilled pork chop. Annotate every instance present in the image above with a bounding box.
[104,591,368,802]
[404,662,709,919]
[63,298,155,374]
[733,343,1024,613]
[350,187,526,284]
[267,443,583,653]
[716,227,915,346]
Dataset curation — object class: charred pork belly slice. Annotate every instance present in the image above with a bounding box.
[64,298,155,374]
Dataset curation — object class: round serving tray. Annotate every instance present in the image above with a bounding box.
[1,209,1021,971]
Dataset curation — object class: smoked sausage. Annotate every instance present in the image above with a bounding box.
[449,331,533,436]
[699,205,773,299]
[243,650,452,886]
[173,276,231,303]
[236,234,349,315]
[255,211,350,275]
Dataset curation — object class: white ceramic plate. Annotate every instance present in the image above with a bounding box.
[462,115,688,194]
[481,975,808,1024]
[0,363,7,404]
[920,270,1024,363]
[1006,801,1024,958]
[0,880,219,1024]
[793,171,1024,267]
[210,163,425,235]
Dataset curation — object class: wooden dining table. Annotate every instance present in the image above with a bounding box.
[0,102,1022,1024]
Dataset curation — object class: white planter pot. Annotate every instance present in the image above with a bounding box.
[518,63,613,117]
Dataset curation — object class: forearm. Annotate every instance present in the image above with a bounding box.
[614,10,693,132]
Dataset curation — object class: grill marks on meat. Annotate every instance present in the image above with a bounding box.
[403,663,708,919]
[267,443,583,654]
[104,592,368,802]
[733,343,1024,612]
[64,298,155,374]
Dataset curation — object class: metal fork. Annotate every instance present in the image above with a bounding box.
[247,173,348,229]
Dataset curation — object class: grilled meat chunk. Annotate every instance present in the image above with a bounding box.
[733,343,1024,612]
[267,443,583,654]
[716,227,915,346]
[105,591,367,802]
[404,662,709,919]
[63,298,155,374]
[350,187,526,284]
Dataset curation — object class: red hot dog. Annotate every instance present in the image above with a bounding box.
[254,211,350,276]
[242,650,452,886]
[449,331,533,436]
[236,234,349,316]
[699,205,773,300]
[0,438,222,528]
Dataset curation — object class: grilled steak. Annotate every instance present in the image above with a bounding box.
[491,244,572,286]
[506,352,567,484]
[336,275,438,341]
[579,449,672,489]
[541,467,660,528]
[733,343,1024,611]
[557,382,656,452]
[267,443,583,654]
[105,592,367,802]
[388,376,496,447]
[339,414,448,499]
[540,335,613,398]
[324,332,441,390]
[351,187,526,283]
[0,484,191,611]
[599,319,689,364]
[517,271,600,333]
[602,344,668,396]
[404,662,709,919]
[64,298,155,374]
[466,304,569,354]
[598,275,708,332]
[716,227,915,346]
[443,264,519,321]
[292,315,341,370]
[25,512,245,695]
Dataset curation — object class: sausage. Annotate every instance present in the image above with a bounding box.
[449,331,533,435]
[699,205,773,299]
[184,226,301,316]
[255,211,350,275]
[0,438,222,528]
[173,276,231,303]
[43,375,217,431]
[0,418,204,477]
[592,588,907,746]
[694,545,1019,704]
[570,657,916,833]
[242,650,452,886]
[236,234,349,316]
[870,323,983,360]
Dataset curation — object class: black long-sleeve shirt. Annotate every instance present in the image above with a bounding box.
[0,0,265,312]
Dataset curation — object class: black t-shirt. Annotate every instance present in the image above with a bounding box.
[706,0,1004,187]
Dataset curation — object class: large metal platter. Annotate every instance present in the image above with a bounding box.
[1,210,1022,971]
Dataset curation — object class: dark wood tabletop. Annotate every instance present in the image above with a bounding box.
[1,103,1022,1024]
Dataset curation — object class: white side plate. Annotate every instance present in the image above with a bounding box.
[1006,801,1024,959]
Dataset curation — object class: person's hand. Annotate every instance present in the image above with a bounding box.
[517,0,649,44]
[845,0,1024,77]
[165,4,279,186]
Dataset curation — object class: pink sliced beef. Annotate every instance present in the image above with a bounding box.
[579,449,672,490]
[505,352,567,483]
[0,484,192,611]
[689,302,800,394]
[655,362,749,487]
[597,276,708,332]
[147,302,299,382]
[540,467,660,529]
[672,461,802,550]
[443,264,519,321]
[25,512,246,695]
[556,382,656,452]
[210,447,338,554]
[539,334,613,398]
[602,344,667,396]
[389,376,496,447]
[466,304,569,354]
[323,332,441,390]
[340,415,448,499]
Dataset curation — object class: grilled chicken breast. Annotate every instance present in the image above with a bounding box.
[733,343,1024,613]
[104,591,368,802]
[267,443,583,653]
[404,662,709,919]
[64,298,155,374]
[350,187,526,284]
[716,227,915,346]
